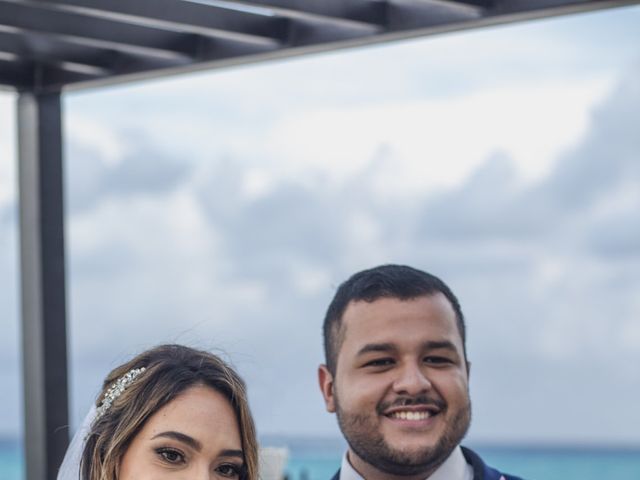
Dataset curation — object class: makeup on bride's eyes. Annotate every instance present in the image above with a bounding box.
[154,446,187,465]
[151,446,244,478]
[215,462,243,478]
[149,431,244,477]
[213,450,245,478]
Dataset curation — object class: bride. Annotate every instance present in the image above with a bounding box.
[58,344,258,480]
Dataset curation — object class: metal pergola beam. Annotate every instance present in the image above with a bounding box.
[35,0,290,41]
[32,0,384,41]
[18,91,69,480]
[0,1,206,56]
[0,28,187,73]
[1,0,637,94]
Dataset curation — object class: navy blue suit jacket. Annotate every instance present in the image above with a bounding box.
[329,447,524,480]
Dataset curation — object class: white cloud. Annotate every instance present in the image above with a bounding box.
[262,77,613,191]
[66,113,129,166]
[619,316,640,352]
[242,168,276,201]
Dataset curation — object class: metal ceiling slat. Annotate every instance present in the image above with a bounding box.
[0,28,191,74]
[193,34,280,59]
[279,14,380,45]
[0,1,204,57]
[25,0,287,44]
[489,0,610,14]
[32,0,381,47]
[240,0,483,34]
[240,0,487,24]
[386,0,484,30]
[240,0,389,24]
[0,28,111,68]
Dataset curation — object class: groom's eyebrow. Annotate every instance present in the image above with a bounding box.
[152,431,202,451]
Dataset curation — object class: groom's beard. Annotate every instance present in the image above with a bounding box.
[336,394,472,477]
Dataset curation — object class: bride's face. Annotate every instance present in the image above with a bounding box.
[119,385,244,480]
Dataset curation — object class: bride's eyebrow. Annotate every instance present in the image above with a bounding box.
[219,449,244,459]
[152,431,202,451]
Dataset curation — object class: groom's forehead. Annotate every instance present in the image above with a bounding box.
[337,294,461,349]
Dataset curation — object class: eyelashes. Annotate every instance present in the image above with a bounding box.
[363,356,455,368]
[364,358,394,367]
[156,447,186,465]
[216,463,243,478]
[154,447,243,477]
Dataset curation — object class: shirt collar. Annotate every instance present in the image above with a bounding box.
[339,446,473,480]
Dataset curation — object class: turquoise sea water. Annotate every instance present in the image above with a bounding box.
[0,439,22,480]
[273,437,640,480]
[3,437,640,480]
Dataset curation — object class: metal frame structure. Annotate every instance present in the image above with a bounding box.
[1,1,638,479]
[17,92,68,480]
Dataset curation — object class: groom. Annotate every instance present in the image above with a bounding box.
[318,264,524,480]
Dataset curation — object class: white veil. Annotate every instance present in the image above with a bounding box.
[57,404,97,480]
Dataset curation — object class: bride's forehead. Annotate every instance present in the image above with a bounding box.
[150,385,234,420]
[142,385,240,438]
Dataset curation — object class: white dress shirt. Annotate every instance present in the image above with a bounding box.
[339,446,474,480]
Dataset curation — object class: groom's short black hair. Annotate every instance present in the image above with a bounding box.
[322,264,466,374]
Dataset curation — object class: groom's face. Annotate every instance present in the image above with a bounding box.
[319,294,471,477]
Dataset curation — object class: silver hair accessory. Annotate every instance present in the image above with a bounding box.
[57,367,146,480]
[95,367,146,420]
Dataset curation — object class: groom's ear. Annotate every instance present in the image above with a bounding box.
[318,364,336,413]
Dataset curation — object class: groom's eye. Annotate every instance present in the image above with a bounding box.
[364,358,394,367]
[423,356,452,365]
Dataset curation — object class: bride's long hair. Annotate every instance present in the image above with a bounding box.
[80,344,258,480]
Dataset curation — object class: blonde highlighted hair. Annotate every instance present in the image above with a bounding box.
[81,344,258,480]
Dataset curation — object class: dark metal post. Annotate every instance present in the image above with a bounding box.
[17,91,69,480]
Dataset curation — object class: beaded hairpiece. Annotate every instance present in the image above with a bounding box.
[94,367,146,420]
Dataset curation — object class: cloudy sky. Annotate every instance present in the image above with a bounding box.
[1,5,639,446]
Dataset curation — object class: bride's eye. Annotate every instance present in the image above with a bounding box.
[216,463,242,478]
[156,448,186,465]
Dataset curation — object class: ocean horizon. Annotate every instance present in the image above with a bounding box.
[3,435,640,480]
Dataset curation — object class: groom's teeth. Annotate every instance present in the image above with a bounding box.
[391,411,430,420]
